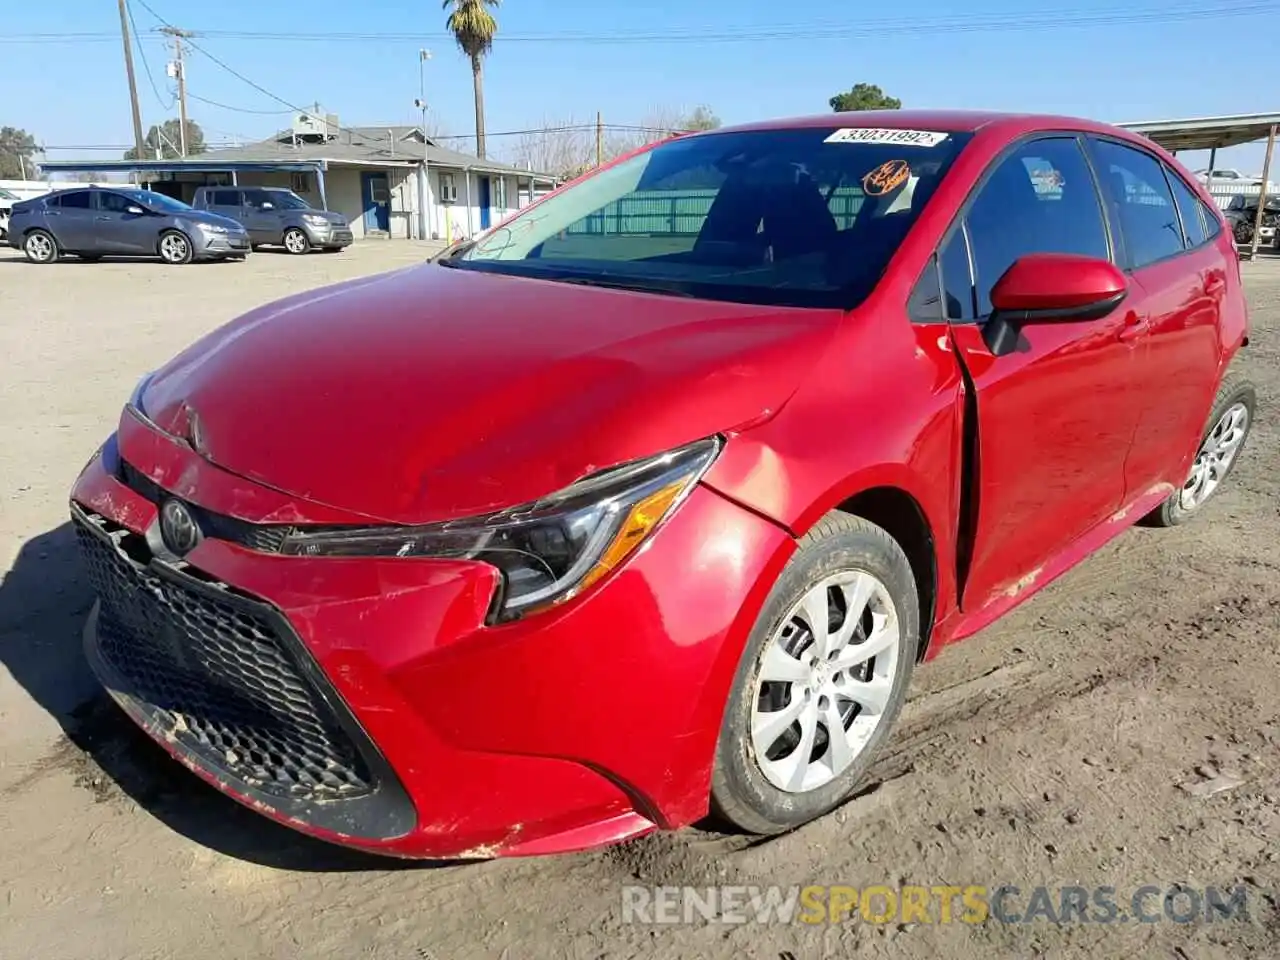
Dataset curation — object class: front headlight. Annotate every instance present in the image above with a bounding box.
[200,223,229,235]
[280,436,722,620]
[302,214,329,226]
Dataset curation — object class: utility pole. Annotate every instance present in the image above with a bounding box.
[416,49,433,240]
[117,0,146,159]
[160,26,194,156]
[596,111,603,167]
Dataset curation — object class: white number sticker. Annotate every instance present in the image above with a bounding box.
[824,128,949,148]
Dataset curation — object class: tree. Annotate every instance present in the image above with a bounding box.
[829,83,902,113]
[683,105,722,132]
[443,0,500,159]
[123,119,206,160]
[508,117,594,179]
[0,126,39,179]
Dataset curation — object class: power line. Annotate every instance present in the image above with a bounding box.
[186,92,294,115]
[125,0,173,110]
[5,1,1275,44]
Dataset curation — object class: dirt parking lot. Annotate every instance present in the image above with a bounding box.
[1,244,1278,960]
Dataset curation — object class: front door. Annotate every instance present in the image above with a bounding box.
[94,190,155,253]
[1088,138,1226,501]
[943,136,1141,613]
[240,189,282,243]
[478,176,492,230]
[361,172,390,233]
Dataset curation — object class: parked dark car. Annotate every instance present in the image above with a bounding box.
[1223,193,1280,246]
[6,187,249,264]
[191,186,353,254]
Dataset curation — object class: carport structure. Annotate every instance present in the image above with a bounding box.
[1117,112,1279,260]
[37,157,341,209]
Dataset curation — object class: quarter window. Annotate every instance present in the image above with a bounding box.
[1165,167,1207,247]
[1092,139,1184,268]
[964,137,1109,317]
[1200,201,1223,240]
[939,228,975,322]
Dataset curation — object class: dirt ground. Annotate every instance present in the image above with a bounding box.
[1,243,1278,960]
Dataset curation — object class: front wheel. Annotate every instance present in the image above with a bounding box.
[24,229,59,264]
[1145,372,1256,527]
[157,230,193,265]
[283,228,311,255]
[711,512,919,835]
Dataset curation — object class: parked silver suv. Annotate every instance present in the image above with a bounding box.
[191,186,353,254]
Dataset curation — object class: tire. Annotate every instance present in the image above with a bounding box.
[1144,371,1256,527]
[711,512,920,835]
[1233,221,1253,245]
[23,229,58,264]
[157,230,193,265]
[282,228,311,255]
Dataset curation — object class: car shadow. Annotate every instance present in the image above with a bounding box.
[0,257,239,267]
[0,521,444,871]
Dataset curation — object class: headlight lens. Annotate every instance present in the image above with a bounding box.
[279,436,722,620]
[200,223,229,235]
[303,214,329,226]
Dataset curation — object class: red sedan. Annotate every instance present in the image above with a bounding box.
[71,110,1254,858]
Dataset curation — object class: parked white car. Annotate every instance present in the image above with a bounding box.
[0,188,20,242]
[1195,168,1276,193]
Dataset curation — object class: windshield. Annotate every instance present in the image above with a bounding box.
[449,127,973,307]
[122,189,193,213]
[261,191,312,210]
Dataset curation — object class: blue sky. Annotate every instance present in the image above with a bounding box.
[7,0,1280,171]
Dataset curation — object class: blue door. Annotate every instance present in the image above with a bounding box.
[361,172,390,233]
[478,176,491,230]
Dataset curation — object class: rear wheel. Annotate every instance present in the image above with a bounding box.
[283,228,311,255]
[1145,372,1255,527]
[711,512,919,834]
[23,229,58,264]
[157,230,193,265]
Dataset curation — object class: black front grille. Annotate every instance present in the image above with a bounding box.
[116,458,295,553]
[75,512,372,801]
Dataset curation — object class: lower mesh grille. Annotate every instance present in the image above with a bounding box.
[75,512,373,801]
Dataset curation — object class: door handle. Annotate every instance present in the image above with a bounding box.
[1118,311,1148,342]
[95,216,111,221]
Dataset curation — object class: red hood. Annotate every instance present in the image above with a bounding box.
[139,264,839,524]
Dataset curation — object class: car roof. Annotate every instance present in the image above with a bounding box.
[712,109,1149,143]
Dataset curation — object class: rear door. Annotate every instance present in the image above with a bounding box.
[46,190,96,250]
[1088,138,1227,502]
[93,191,155,254]
[941,135,1141,613]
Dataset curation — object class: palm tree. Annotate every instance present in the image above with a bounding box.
[443,0,500,159]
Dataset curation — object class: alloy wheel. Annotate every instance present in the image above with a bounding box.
[284,229,309,254]
[160,233,189,263]
[25,233,54,262]
[1181,402,1250,510]
[750,570,901,793]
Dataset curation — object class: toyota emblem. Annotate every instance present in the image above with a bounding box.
[159,499,202,556]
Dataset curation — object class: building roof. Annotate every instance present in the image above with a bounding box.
[1116,112,1280,152]
[40,125,556,180]
[200,125,546,177]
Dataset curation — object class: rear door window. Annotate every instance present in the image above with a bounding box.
[1091,139,1184,268]
[210,190,242,206]
[56,191,92,210]
[964,137,1109,317]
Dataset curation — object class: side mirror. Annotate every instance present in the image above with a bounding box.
[126,205,145,215]
[984,253,1127,356]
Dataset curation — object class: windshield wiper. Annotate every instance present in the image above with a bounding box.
[542,275,697,298]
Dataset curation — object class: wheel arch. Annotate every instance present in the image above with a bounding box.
[829,486,938,660]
